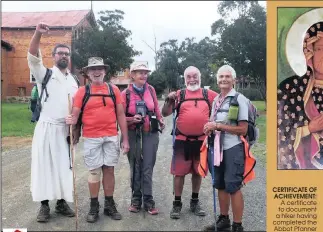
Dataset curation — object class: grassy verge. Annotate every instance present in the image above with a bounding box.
[2,103,36,137]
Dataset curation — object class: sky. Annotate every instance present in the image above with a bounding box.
[2,1,266,71]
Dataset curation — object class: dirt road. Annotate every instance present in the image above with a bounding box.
[2,102,266,231]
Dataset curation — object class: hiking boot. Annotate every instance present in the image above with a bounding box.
[170,200,182,219]
[37,204,50,222]
[87,201,100,223]
[232,222,244,232]
[216,214,231,231]
[144,199,159,215]
[202,224,215,232]
[55,199,75,217]
[190,199,206,216]
[129,199,141,213]
[104,198,122,220]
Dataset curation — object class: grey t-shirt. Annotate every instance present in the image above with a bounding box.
[210,88,249,150]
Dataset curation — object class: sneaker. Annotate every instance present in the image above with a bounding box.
[144,199,159,215]
[37,204,50,222]
[104,198,122,220]
[190,199,206,216]
[216,214,231,231]
[129,198,142,213]
[86,201,100,223]
[232,222,244,232]
[170,200,182,219]
[55,199,75,217]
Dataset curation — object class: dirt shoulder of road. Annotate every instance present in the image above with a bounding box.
[1,136,33,151]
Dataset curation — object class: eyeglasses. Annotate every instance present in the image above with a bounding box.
[55,52,70,57]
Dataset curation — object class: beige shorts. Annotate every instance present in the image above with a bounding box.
[83,136,120,170]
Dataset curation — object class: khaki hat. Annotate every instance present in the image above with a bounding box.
[130,61,151,72]
[82,57,109,72]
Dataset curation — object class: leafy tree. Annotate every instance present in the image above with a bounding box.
[211,1,266,100]
[72,10,141,79]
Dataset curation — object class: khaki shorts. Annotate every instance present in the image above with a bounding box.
[83,136,120,170]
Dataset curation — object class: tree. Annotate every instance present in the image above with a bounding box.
[211,1,266,100]
[72,10,141,79]
[147,71,167,96]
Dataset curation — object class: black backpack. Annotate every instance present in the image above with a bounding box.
[31,69,80,122]
[76,82,117,128]
[172,88,211,140]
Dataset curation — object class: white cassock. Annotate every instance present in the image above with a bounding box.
[27,51,78,202]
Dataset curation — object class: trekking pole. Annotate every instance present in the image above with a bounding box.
[208,134,216,232]
[171,106,176,196]
[68,94,79,231]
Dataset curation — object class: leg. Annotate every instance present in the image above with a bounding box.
[203,155,230,231]
[102,136,122,220]
[170,140,191,219]
[83,137,104,223]
[127,130,143,212]
[190,140,206,216]
[142,132,159,214]
[224,143,245,232]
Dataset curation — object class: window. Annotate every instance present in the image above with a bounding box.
[18,87,26,97]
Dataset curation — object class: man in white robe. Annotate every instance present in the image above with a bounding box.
[28,22,78,222]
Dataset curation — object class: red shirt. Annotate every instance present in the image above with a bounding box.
[175,88,218,141]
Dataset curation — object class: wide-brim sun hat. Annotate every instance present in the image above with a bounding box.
[130,61,151,72]
[82,57,109,73]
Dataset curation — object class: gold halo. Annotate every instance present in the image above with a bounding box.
[285,8,323,76]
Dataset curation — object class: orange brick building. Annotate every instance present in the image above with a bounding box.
[110,68,132,92]
[1,10,96,100]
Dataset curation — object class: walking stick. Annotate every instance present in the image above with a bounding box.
[68,94,79,231]
[208,134,216,232]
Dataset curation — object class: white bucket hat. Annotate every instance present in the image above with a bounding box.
[82,57,109,73]
[130,61,151,72]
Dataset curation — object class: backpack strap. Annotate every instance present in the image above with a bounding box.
[202,88,212,117]
[147,85,157,113]
[38,68,52,104]
[107,83,117,114]
[125,88,131,116]
[175,89,186,120]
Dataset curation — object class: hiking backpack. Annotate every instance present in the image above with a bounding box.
[31,69,80,122]
[228,92,259,147]
[76,82,117,127]
[172,88,212,140]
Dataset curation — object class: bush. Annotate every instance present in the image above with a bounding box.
[239,88,263,101]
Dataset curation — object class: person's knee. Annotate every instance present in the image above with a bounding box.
[88,168,102,183]
[225,182,243,194]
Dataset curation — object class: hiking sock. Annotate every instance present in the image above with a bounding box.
[233,222,242,226]
[175,196,181,202]
[192,192,199,200]
[91,197,99,203]
[41,200,49,206]
[105,196,113,201]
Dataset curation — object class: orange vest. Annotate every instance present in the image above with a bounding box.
[198,136,256,185]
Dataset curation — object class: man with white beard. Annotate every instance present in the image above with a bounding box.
[161,66,218,219]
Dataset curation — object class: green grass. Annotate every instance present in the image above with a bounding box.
[2,103,36,137]
[252,101,266,112]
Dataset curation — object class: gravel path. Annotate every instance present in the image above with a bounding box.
[2,101,266,231]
